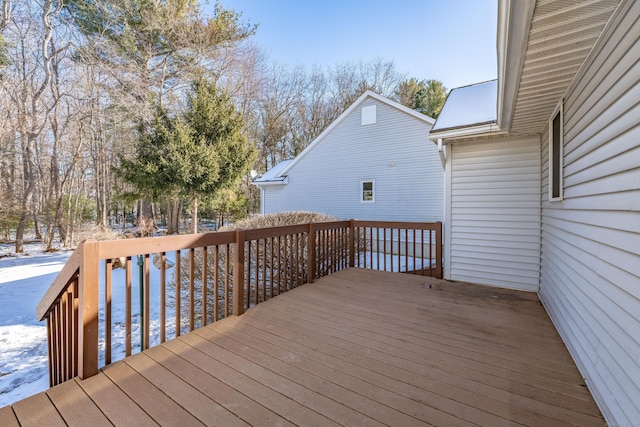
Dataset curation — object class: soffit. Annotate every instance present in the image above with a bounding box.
[508,0,620,135]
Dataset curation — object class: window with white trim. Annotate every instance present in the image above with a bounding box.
[549,102,563,201]
[361,180,374,202]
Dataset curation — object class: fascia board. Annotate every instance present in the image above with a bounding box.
[429,123,501,142]
[251,177,288,186]
[497,0,535,131]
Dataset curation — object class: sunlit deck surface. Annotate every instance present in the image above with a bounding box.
[1,268,604,426]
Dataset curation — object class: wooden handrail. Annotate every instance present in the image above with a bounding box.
[97,231,236,259]
[36,243,83,321]
[38,219,443,387]
[354,220,441,230]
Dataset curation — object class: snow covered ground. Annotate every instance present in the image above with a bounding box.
[0,243,72,407]
[0,239,436,408]
[0,240,189,408]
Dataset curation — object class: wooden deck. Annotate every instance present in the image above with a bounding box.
[1,268,604,426]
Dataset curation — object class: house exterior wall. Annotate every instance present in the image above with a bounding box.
[538,2,640,423]
[261,99,443,222]
[445,136,541,291]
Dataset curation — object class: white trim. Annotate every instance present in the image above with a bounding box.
[548,101,564,202]
[260,188,265,215]
[437,138,446,169]
[429,123,502,142]
[252,176,288,187]
[255,180,288,186]
[360,179,375,203]
[443,146,452,280]
[496,0,536,131]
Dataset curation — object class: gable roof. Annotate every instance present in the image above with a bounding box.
[430,80,499,138]
[271,90,435,178]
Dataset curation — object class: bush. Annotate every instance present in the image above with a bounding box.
[218,211,338,231]
[170,212,349,327]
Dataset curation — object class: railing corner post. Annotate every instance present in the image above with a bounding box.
[307,223,316,284]
[233,229,245,316]
[436,221,443,279]
[349,219,356,268]
[78,239,99,380]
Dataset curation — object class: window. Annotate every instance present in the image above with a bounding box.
[361,180,374,202]
[361,105,376,125]
[549,102,563,201]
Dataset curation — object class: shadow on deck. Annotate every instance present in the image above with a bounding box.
[1,268,604,426]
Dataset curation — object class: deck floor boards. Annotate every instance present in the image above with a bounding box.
[4,268,605,426]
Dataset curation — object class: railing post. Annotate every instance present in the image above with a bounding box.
[349,219,356,268]
[77,239,99,380]
[233,230,245,316]
[307,222,316,284]
[435,221,443,279]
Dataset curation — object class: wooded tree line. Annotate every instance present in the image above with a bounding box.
[0,0,447,253]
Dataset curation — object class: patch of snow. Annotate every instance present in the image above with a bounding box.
[0,242,73,407]
[0,325,49,405]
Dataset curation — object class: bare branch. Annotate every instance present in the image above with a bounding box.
[0,0,11,31]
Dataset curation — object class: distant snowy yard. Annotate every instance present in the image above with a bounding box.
[0,243,72,407]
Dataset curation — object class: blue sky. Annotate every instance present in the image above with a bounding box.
[214,0,497,90]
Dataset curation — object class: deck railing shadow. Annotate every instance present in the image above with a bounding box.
[36,220,442,387]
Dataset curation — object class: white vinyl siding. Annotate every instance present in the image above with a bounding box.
[261,99,443,222]
[448,137,541,291]
[538,2,640,424]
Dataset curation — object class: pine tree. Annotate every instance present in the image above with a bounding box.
[176,79,256,233]
[396,78,448,119]
[117,79,256,234]
[115,108,177,233]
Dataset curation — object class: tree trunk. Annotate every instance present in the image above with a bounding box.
[57,220,67,246]
[137,199,156,236]
[166,197,181,234]
[33,212,41,240]
[191,197,199,234]
[15,133,35,254]
[15,208,28,254]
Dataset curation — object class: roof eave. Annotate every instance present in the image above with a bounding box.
[252,177,289,186]
[496,0,536,132]
[430,122,501,143]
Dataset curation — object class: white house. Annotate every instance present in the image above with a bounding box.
[253,91,444,223]
[430,0,639,424]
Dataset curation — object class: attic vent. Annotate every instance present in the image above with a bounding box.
[361,105,376,125]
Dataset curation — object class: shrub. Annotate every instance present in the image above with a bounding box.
[169,212,349,327]
[218,211,338,231]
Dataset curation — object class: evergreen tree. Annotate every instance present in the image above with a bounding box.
[420,79,447,119]
[115,108,177,233]
[176,79,255,233]
[64,0,255,231]
[396,78,448,119]
[117,79,256,234]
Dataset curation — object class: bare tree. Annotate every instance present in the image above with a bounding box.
[3,0,64,253]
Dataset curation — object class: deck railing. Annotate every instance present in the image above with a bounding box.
[36,220,442,386]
